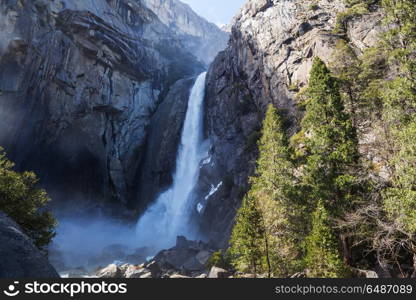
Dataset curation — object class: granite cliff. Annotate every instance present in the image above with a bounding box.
[142,0,229,65]
[198,0,384,247]
[0,0,226,214]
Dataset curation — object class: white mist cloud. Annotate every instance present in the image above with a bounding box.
[50,214,152,272]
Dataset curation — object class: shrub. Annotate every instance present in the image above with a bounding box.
[333,3,369,34]
[309,3,319,11]
[206,250,232,270]
[0,148,56,249]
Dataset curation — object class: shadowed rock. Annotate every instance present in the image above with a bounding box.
[0,212,59,278]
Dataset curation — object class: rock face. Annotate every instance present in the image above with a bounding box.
[151,236,214,277]
[0,0,204,212]
[95,236,214,278]
[142,0,229,65]
[199,0,384,247]
[136,77,195,211]
[0,212,59,278]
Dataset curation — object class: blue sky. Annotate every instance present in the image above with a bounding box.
[180,0,246,26]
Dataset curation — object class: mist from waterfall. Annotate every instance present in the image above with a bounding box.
[135,72,208,251]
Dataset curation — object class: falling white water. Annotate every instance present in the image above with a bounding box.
[135,72,207,251]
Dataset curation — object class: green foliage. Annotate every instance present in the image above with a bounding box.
[334,0,416,273]
[0,148,56,249]
[230,105,303,277]
[300,58,360,214]
[330,40,362,124]
[344,0,380,7]
[305,201,349,278]
[309,3,319,11]
[229,194,266,275]
[288,82,300,92]
[206,250,232,270]
[229,0,416,277]
[334,3,369,34]
[231,60,361,277]
[383,120,416,233]
[250,105,304,276]
[378,0,416,238]
[295,58,361,276]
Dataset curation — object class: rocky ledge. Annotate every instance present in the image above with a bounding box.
[93,236,231,279]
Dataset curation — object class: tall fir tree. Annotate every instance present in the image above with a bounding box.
[305,201,349,278]
[299,58,359,276]
[300,57,360,215]
[230,104,302,277]
[250,104,303,276]
[380,0,416,238]
[229,193,266,276]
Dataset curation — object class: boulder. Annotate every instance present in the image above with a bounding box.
[120,264,130,275]
[176,236,190,249]
[297,22,312,36]
[290,272,307,278]
[139,272,153,279]
[124,265,150,279]
[238,274,256,279]
[151,237,213,276]
[146,261,162,278]
[124,248,150,265]
[208,267,231,279]
[96,264,121,278]
[0,212,59,278]
[170,274,191,279]
[352,268,379,278]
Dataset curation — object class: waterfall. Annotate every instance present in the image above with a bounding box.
[135,72,207,251]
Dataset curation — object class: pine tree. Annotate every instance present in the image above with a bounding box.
[229,104,302,277]
[297,58,359,276]
[330,40,366,126]
[249,104,303,276]
[0,148,56,249]
[305,201,349,278]
[229,193,266,276]
[300,57,360,215]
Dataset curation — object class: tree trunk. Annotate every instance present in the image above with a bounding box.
[340,233,351,265]
[411,254,416,278]
[264,235,271,278]
[376,251,392,278]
